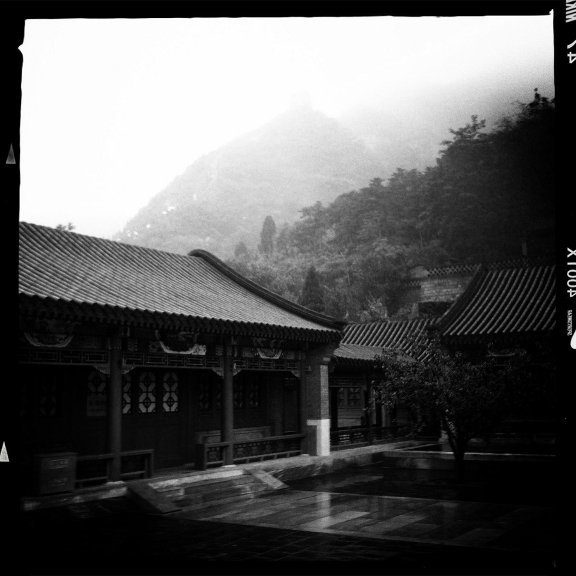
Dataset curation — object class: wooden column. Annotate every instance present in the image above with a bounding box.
[365,374,373,444]
[303,345,332,456]
[221,342,234,465]
[329,387,339,430]
[299,358,307,454]
[108,330,123,481]
[270,375,283,436]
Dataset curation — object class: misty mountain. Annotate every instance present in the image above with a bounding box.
[226,91,555,321]
[338,80,542,172]
[115,104,386,257]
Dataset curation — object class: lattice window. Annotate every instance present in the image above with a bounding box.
[78,335,104,350]
[127,338,139,352]
[199,379,222,413]
[234,382,245,409]
[122,375,132,415]
[87,370,108,417]
[39,382,60,418]
[246,382,261,408]
[337,388,346,408]
[199,382,212,411]
[347,387,362,408]
[162,372,179,413]
[138,372,156,413]
[215,386,222,410]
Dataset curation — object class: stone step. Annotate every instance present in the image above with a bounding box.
[129,468,286,514]
[174,477,270,505]
[182,474,254,495]
[172,473,279,511]
[162,475,256,501]
[176,489,262,513]
[174,484,264,508]
[152,471,248,500]
[151,467,244,493]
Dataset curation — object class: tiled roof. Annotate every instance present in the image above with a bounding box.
[19,222,344,340]
[334,318,434,364]
[406,259,551,285]
[405,264,478,286]
[333,343,385,364]
[436,264,556,342]
[424,264,480,278]
[342,318,435,349]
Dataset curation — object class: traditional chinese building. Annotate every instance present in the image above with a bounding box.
[19,222,345,494]
[433,262,556,353]
[433,261,557,440]
[395,258,554,320]
[396,264,479,319]
[329,261,557,450]
[329,318,435,449]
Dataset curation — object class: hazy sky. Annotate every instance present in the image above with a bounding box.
[19,15,554,239]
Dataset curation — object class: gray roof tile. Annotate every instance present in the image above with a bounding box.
[19,222,343,338]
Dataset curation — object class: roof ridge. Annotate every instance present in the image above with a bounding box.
[434,265,489,333]
[426,263,480,276]
[19,221,195,261]
[19,222,345,335]
[436,264,556,339]
[189,249,346,331]
[484,256,554,269]
[426,257,554,275]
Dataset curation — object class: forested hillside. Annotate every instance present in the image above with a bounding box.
[115,104,385,257]
[226,92,555,322]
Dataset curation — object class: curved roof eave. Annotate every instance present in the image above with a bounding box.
[189,249,347,331]
[19,294,342,343]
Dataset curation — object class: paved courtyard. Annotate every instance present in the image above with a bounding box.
[21,459,560,576]
[178,488,554,552]
[20,446,562,575]
[22,496,556,575]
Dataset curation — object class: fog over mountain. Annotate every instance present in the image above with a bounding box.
[338,80,544,173]
[116,103,386,257]
[116,75,550,259]
[20,17,554,241]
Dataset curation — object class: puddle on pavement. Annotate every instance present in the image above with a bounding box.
[284,461,554,506]
[405,442,556,455]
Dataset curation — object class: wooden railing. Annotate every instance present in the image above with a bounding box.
[195,434,305,470]
[75,449,154,488]
[233,434,303,463]
[330,425,411,451]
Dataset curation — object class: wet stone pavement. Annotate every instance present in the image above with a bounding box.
[284,463,556,505]
[21,463,560,575]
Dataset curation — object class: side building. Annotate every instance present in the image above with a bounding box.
[433,261,556,443]
[329,260,557,450]
[330,318,437,450]
[18,222,345,494]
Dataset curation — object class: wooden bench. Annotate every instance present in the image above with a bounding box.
[75,449,154,488]
[195,426,272,444]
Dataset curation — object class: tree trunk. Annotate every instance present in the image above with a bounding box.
[442,419,468,481]
[452,435,470,481]
[453,445,467,481]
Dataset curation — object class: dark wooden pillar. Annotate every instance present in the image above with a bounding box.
[270,375,283,436]
[299,358,308,454]
[221,341,234,465]
[303,345,333,456]
[329,387,339,430]
[108,330,123,481]
[365,374,373,444]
